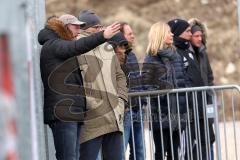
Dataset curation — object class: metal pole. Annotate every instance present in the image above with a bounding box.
[238,0,240,32]
[212,90,222,160]
[27,0,46,159]
[9,1,33,159]
[20,0,46,159]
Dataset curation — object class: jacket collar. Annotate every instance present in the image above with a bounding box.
[174,37,190,50]
[38,17,74,45]
[46,17,73,40]
[189,44,206,56]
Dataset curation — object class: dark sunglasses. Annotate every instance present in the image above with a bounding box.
[91,25,103,29]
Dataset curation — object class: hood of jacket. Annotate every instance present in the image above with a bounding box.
[38,17,73,45]
[188,18,208,45]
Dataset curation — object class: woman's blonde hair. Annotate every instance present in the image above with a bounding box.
[146,21,171,55]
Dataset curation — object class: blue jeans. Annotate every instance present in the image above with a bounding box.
[49,121,80,160]
[210,144,214,160]
[80,132,123,160]
[96,149,102,160]
[123,109,145,160]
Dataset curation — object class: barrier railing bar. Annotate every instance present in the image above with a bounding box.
[221,90,229,160]
[128,85,240,97]
[231,90,238,160]
[212,89,222,160]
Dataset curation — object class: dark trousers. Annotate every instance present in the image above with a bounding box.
[80,131,123,160]
[189,136,214,160]
[190,120,214,160]
[49,121,81,160]
[153,129,180,160]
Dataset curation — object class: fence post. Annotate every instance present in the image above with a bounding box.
[2,0,46,159]
[238,0,240,32]
[26,0,46,159]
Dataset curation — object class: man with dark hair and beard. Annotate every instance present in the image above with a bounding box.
[188,18,215,160]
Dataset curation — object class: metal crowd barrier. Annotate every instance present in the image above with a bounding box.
[124,84,240,160]
[43,84,240,160]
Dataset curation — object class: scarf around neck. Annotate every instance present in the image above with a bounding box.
[174,36,190,50]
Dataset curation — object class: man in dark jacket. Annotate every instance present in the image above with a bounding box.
[189,18,215,160]
[38,14,120,160]
[119,23,146,160]
[167,19,199,86]
[188,18,214,86]
[168,18,215,160]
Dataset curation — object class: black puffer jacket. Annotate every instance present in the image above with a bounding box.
[174,37,208,122]
[174,23,215,143]
[38,18,106,124]
[174,37,204,87]
[143,47,191,130]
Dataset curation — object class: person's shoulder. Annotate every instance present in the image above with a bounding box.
[144,54,161,63]
[126,50,137,61]
[199,44,207,53]
[128,50,135,55]
[175,46,185,54]
[127,51,135,58]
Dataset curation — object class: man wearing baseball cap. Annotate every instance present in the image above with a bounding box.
[58,14,86,39]
[78,10,103,33]
[76,10,128,160]
[38,14,121,160]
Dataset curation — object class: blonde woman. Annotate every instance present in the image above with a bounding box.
[143,21,191,160]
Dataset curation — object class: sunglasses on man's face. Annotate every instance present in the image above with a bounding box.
[91,25,103,29]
